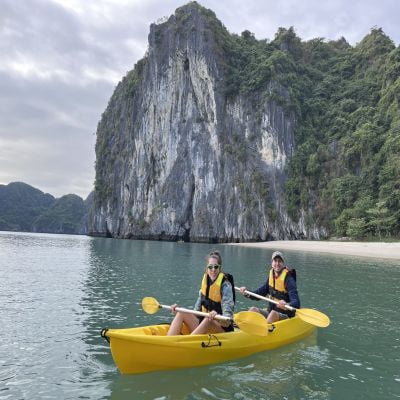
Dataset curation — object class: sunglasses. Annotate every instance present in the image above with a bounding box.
[207,264,221,270]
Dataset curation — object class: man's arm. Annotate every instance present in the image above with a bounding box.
[285,276,300,308]
[248,280,269,300]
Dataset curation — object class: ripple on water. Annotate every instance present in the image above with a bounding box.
[298,345,330,368]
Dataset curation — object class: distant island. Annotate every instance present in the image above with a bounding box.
[0,182,92,235]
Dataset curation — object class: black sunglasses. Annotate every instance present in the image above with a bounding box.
[207,264,221,270]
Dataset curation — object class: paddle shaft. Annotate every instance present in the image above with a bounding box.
[234,286,295,311]
[234,287,330,328]
[142,296,273,335]
[158,303,232,322]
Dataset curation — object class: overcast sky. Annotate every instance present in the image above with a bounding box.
[1,0,399,199]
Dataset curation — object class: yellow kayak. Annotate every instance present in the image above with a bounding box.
[101,316,315,374]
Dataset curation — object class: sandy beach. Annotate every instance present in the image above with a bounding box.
[230,240,400,260]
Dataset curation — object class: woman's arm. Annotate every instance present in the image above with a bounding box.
[221,281,234,320]
[194,290,202,311]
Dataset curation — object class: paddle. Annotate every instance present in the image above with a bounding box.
[234,287,330,328]
[141,296,269,336]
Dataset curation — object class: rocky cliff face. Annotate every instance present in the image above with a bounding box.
[90,3,327,242]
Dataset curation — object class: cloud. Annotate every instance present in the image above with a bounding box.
[0,0,399,198]
[205,0,400,44]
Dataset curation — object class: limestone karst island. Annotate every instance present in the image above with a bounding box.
[90,3,400,243]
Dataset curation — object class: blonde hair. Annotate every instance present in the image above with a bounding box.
[206,249,222,266]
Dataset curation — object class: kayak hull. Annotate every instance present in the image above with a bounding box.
[104,316,316,374]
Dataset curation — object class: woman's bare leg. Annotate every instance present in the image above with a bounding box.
[191,318,225,335]
[167,312,199,336]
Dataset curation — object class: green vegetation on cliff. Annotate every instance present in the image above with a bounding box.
[206,17,399,238]
[33,194,87,234]
[280,28,400,239]
[202,14,400,239]
[0,182,55,231]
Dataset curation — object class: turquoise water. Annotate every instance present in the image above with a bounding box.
[1,231,399,399]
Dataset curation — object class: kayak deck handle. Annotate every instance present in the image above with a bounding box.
[100,328,110,343]
[201,334,222,348]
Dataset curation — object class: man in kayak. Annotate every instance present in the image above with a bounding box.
[239,251,300,323]
[167,250,235,335]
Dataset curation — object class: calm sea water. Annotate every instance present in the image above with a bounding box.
[1,231,399,400]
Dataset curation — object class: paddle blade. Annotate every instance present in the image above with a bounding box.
[142,297,160,314]
[234,311,268,336]
[297,308,330,328]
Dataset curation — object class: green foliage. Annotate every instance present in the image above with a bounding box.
[33,195,87,234]
[0,182,55,231]
[0,183,86,234]
[346,218,367,239]
[279,27,400,239]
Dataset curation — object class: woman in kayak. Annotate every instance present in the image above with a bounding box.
[167,250,235,335]
[239,251,300,323]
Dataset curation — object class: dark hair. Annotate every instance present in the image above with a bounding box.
[207,250,222,266]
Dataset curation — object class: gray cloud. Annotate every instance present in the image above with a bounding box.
[1,0,398,198]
